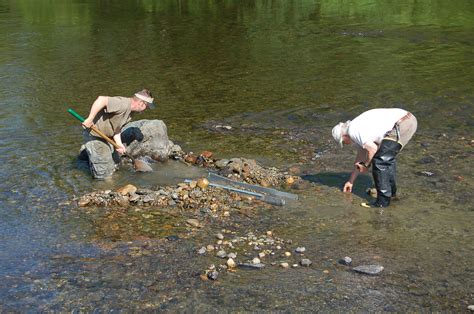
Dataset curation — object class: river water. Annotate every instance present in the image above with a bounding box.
[1,0,473,311]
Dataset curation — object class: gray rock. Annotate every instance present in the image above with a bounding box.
[129,194,140,202]
[419,171,435,177]
[216,233,224,240]
[238,263,265,269]
[215,159,230,169]
[227,253,237,259]
[216,250,227,258]
[157,189,169,196]
[338,256,352,266]
[121,120,175,159]
[197,247,206,255]
[207,270,219,280]
[142,195,154,203]
[300,259,312,267]
[467,305,474,311]
[295,247,306,254]
[352,265,384,275]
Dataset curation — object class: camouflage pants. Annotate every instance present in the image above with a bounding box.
[82,131,120,179]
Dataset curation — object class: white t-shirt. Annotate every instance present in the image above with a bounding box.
[348,108,407,148]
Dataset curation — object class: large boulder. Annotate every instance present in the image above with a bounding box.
[121,119,179,160]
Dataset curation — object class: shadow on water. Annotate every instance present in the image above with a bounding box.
[301,172,373,199]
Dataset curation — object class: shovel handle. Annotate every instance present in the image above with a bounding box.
[67,108,85,123]
[68,108,121,150]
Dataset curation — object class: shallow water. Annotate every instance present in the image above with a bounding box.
[0,0,473,311]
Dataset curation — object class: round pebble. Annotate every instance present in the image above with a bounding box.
[284,252,291,257]
[207,270,219,280]
[280,262,289,268]
[252,257,261,264]
[300,259,312,267]
[226,258,236,268]
[216,250,227,258]
[338,256,352,266]
[295,247,306,253]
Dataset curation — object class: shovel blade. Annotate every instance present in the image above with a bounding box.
[133,158,153,172]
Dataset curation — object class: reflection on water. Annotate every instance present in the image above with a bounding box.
[0,0,473,311]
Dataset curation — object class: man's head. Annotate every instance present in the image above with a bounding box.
[132,88,156,112]
[332,121,351,148]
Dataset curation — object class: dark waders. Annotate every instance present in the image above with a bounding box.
[372,138,402,207]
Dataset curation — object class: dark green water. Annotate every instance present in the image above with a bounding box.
[0,0,473,311]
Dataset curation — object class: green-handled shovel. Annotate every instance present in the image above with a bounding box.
[68,108,152,172]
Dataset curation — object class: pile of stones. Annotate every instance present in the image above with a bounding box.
[182,151,298,187]
[198,230,313,281]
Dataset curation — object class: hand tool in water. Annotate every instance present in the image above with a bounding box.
[67,108,152,172]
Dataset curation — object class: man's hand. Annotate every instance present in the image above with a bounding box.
[343,181,353,193]
[82,117,94,129]
[115,144,126,155]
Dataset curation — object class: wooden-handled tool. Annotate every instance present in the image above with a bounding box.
[67,108,121,149]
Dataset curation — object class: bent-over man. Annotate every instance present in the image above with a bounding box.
[81,89,155,179]
[332,108,417,207]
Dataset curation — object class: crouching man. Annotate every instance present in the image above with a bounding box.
[81,89,155,179]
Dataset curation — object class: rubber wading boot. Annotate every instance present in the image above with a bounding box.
[371,194,391,207]
[372,139,402,208]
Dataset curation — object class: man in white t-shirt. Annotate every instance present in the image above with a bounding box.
[332,108,417,207]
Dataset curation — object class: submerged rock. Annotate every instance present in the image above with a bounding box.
[186,219,201,228]
[238,263,265,269]
[295,247,306,254]
[300,259,312,267]
[338,256,352,266]
[226,258,236,268]
[133,158,153,172]
[207,271,219,280]
[216,250,227,258]
[352,265,384,275]
[116,184,137,196]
